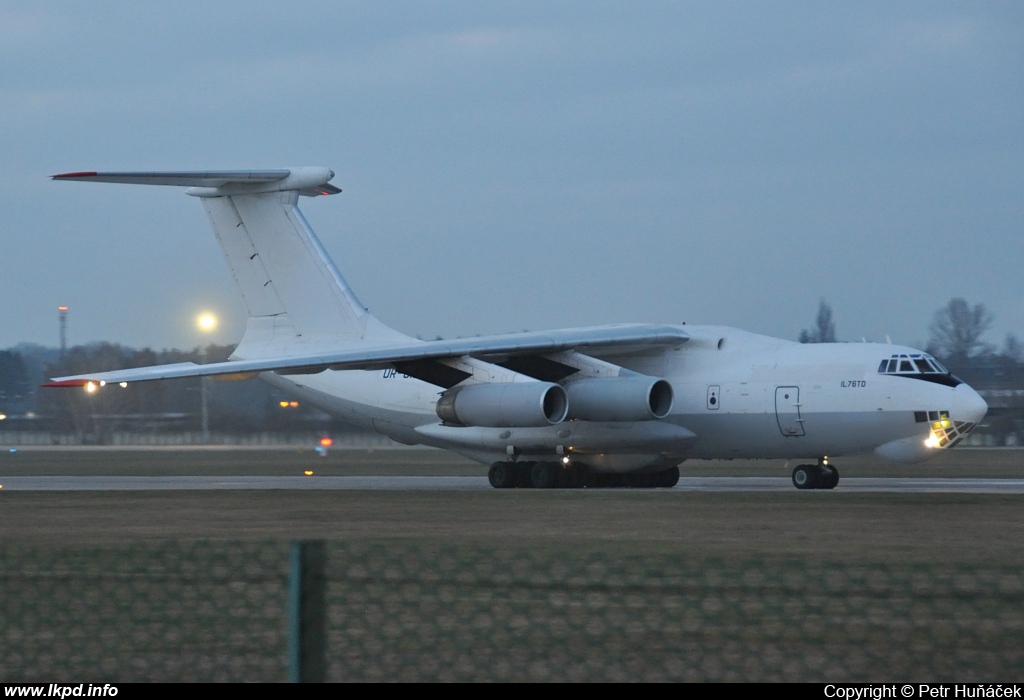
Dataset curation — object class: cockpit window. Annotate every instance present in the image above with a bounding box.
[877,352,961,387]
[878,353,949,376]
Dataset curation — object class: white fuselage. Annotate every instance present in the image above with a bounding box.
[261,325,988,473]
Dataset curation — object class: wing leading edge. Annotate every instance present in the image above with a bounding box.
[45,324,688,387]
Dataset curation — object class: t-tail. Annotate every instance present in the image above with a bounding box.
[52,168,410,358]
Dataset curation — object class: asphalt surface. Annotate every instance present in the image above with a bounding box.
[3,475,1024,493]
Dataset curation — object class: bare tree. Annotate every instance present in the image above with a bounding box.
[1002,334,1022,363]
[927,298,993,363]
[799,299,837,343]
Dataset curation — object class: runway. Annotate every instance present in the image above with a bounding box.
[3,476,1024,493]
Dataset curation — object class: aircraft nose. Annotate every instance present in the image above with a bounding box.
[955,383,988,425]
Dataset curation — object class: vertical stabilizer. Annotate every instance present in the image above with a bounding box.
[51,168,410,356]
[202,191,406,355]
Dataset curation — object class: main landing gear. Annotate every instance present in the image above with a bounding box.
[488,461,681,490]
[791,458,839,490]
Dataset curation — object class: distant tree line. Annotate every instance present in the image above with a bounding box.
[0,351,31,413]
[798,297,1021,369]
[0,342,348,440]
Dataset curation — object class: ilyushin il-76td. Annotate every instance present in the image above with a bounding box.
[46,167,988,490]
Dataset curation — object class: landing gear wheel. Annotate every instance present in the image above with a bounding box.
[488,461,518,489]
[657,467,680,488]
[792,464,820,490]
[530,461,559,489]
[631,474,653,488]
[563,464,585,489]
[821,464,839,490]
[515,462,535,488]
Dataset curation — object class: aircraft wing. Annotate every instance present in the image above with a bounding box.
[45,323,688,387]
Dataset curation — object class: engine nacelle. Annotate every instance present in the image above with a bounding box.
[565,376,674,422]
[436,382,568,427]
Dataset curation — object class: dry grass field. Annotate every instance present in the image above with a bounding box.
[1,447,1022,681]
[0,447,1021,565]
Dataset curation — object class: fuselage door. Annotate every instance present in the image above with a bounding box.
[775,386,805,437]
[707,385,720,410]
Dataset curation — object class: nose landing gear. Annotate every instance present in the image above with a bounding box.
[792,458,839,490]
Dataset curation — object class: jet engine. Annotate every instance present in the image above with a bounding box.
[436,382,569,427]
[564,376,674,422]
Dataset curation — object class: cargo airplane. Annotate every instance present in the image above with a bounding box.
[46,167,988,489]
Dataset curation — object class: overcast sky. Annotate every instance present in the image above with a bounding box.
[2,1,1021,352]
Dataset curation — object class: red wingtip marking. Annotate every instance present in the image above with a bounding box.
[52,171,99,180]
[41,379,92,388]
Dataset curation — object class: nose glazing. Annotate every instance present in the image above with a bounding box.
[925,384,987,450]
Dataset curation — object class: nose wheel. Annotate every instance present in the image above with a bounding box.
[792,460,839,490]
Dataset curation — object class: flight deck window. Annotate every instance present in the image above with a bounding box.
[879,354,950,375]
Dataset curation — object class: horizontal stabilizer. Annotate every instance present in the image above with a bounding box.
[52,167,341,197]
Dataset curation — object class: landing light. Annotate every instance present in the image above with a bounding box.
[562,456,570,465]
[924,434,941,449]
[119,382,128,388]
[85,382,97,394]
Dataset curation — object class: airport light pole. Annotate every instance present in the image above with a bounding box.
[196,312,217,443]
